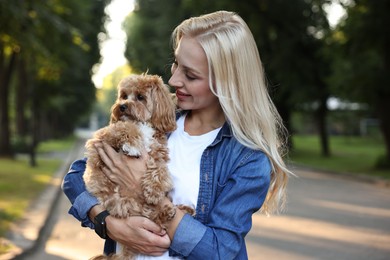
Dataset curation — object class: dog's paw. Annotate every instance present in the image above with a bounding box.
[177,204,196,216]
[158,204,177,224]
[122,143,141,157]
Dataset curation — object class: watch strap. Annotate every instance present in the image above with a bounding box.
[94,210,110,239]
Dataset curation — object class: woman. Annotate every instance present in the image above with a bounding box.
[62,10,291,259]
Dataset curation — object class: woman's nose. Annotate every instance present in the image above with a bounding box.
[168,69,183,88]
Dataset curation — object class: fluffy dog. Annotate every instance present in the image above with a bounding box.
[83,74,193,260]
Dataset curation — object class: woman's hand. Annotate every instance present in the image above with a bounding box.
[106,215,170,256]
[94,141,147,192]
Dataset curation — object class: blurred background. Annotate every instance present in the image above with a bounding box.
[0,0,389,257]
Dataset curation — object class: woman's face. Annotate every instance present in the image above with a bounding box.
[169,36,219,111]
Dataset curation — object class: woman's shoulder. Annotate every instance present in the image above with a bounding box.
[213,127,271,172]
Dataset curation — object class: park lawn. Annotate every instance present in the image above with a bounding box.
[289,135,390,179]
[0,137,75,254]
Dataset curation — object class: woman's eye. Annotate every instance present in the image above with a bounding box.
[186,74,196,80]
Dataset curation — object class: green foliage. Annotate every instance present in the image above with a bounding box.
[124,0,188,82]
[0,0,112,157]
[330,0,390,102]
[329,0,390,162]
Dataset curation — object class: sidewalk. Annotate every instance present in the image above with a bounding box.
[1,138,87,260]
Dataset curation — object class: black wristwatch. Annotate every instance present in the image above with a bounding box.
[94,210,110,239]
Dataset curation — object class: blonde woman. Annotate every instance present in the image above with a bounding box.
[63,10,291,259]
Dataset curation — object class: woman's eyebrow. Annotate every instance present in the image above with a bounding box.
[183,64,202,75]
[174,54,203,75]
[180,61,203,76]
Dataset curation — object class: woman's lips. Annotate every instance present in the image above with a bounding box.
[176,90,190,100]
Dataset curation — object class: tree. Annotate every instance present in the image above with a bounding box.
[0,0,111,162]
[223,0,332,155]
[124,0,189,82]
[330,0,390,166]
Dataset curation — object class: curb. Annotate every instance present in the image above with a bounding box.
[1,139,85,260]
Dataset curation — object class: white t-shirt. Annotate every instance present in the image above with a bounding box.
[129,114,221,259]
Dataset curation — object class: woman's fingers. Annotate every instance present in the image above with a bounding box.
[95,142,115,169]
[102,142,120,162]
[106,216,170,256]
[96,141,147,191]
[101,165,119,184]
[141,217,167,236]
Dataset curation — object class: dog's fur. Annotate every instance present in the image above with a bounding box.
[83,74,193,260]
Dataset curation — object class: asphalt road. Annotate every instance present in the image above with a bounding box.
[12,145,390,260]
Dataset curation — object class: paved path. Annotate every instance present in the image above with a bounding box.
[246,168,390,259]
[8,140,390,260]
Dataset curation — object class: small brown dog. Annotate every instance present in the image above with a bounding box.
[83,74,193,260]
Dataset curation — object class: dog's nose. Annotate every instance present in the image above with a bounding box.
[120,104,127,112]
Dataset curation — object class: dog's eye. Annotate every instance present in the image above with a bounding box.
[136,94,144,101]
[120,94,127,100]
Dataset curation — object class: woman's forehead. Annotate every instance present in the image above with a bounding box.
[175,37,208,74]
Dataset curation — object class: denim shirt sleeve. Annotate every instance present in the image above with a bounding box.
[61,158,99,229]
[170,150,271,259]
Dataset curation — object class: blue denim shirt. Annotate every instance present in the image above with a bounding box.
[62,120,271,259]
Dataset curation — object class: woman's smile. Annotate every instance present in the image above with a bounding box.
[176,90,191,100]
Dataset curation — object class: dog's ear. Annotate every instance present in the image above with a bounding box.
[109,102,120,124]
[151,83,176,133]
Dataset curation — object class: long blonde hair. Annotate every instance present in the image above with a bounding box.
[172,11,291,215]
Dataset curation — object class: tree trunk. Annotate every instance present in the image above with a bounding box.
[376,95,390,167]
[16,56,28,136]
[29,79,38,167]
[29,108,38,167]
[0,49,18,157]
[316,95,330,157]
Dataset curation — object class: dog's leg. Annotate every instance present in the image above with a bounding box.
[157,204,177,227]
[141,158,172,205]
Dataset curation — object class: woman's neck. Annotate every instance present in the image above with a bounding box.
[184,107,225,136]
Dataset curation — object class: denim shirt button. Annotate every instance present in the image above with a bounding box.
[201,204,205,213]
[205,173,208,182]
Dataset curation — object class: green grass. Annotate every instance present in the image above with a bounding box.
[0,137,75,254]
[289,135,390,179]
[36,135,76,153]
